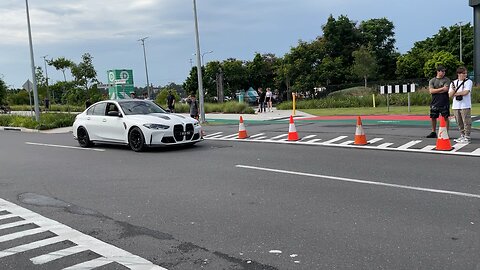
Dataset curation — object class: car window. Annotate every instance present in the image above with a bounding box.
[120,100,166,115]
[92,103,107,116]
[86,106,95,115]
[106,103,119,115]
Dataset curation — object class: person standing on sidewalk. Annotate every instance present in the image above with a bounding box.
[257,88,266,113]
[426,65,451,138]
[265,88,273,112]
[449,66,473,143]
[187,94,199,120]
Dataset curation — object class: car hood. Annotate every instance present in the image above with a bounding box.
[125,113,197,125]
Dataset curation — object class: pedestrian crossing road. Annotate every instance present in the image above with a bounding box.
[0,198,165,270]
[203,132,480,157]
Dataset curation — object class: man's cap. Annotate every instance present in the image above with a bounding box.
[436,65,446,72]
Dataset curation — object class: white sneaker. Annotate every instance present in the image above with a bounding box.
[453,135,465,143]
[457,137,470,144]
[464,136,471,143]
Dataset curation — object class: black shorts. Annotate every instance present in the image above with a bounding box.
[430,105,450,119]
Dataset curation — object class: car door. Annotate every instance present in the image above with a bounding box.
[86,102,107,141]
[102,102,127,143]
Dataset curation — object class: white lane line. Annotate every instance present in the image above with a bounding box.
[203,132,222,138]
[270,134,288,140]
[0,227,48,243]
[472,148,480,155]
[300,135,317,141]
[221,133,238,139]
[323,136,348,144]
[0,236,66,259]
[0,198,167,270]
[62,257,112,270]
[368,138,384,144]
[0,220,32,230]
[0,214,16,220]
[339,140,354,145]
[249,133,266,139]
[25,142,105,152]
[31,245,89,264]
[236,165,480,199]
[377,143,394,149]
[421,145,436,150]
[252,136,268,140]
[397,140,422,149]
[451,143,469,152]
[305,138,322,143]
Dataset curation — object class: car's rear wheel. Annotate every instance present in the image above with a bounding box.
[129,127,145,152]
[77,127,93,148]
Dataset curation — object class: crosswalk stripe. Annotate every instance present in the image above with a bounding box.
[249,133,265,139]
[204,132,222,138]
[0,235,66,259]
[0,220,33,230]
[62,257,112,270]
[368,138,383,144]
[300,135,317,140]
[306,138,322,143]
[0,213,16,220]
[0,227,48,243]
[472,148,480,155]
[421,145,436,150]
[377,143,394,149]
[451,143,469,152]
[221,133,238,139]
[253,136,268,140]
[323,136,348,144]
[339,140,354,145]
[270,134,288,140]
[397,140,422,149]
[31,245,89,265]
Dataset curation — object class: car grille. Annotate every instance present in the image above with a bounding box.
[173,125,184,142]
[185,124,194,140]
[161,136,176,144]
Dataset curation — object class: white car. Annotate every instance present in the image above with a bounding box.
[73,99,203,151]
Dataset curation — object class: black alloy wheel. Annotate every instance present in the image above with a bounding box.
[77,127,93,148]
[128,127,145,152]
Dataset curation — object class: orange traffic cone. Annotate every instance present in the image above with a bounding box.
[435,117,453,151]
[354,116,368,145]
[238,116,248,139]
[287,115,300,141]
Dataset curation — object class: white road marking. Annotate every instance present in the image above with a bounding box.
[397,140,422,149]
[221,133,238,139]
[305,138,322,143]
[300,135,317,141]
[368,138,384,144]
[236,165,480,199]
[203,132,222,138]
[0,213,16,220]
[31,246,89,264]
[421,145,436,150]
[339,140,354,145]
[252,136,268,140]
[249,133,266,139]
[270,134,288,140]
[62,257,112,270]
[25,142,105,152]
[451,143,469,152]
[472,149,480,155]
[323,136,348,144]
[0,236,67,259]
[377,143,394,148]
[0,219,32,230]
[0,198,167,270]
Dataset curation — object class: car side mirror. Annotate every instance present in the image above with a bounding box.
[107,111,122,117]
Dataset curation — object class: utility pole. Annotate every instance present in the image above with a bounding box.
[458,21,464,63]
[25,0,40,121]
[138,37,151,98]
[192,0,205,123]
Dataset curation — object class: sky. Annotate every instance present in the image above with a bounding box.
[0,0,474,89]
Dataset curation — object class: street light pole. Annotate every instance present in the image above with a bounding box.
[458,21,464,63]
[192,0,205,123]
[201,50,213,66]
[41,55,50,100]
[138,37,151,98]
[25,0,40,121]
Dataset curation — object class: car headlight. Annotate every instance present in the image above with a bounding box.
[143,123,170,129]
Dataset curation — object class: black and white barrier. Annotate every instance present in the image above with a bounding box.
[379,84,416,112]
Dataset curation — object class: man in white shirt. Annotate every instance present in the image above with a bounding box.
[448,66,473,143]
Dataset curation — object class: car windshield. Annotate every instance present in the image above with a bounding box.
[119,100,167,115]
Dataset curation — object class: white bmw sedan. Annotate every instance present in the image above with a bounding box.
[73,99,203,151]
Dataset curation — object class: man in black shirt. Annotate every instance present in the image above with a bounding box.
[426,65,451,138]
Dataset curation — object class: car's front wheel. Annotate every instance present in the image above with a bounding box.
[128,127,145,152]
[77,127,93,148]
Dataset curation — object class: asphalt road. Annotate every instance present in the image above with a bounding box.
[0,123,479,269]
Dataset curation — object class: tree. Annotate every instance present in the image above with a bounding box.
[423,51,461,78]
[49,57,74,82]
[352,46,378,87]
[322,15,360,65]
[0,76,7,104]
[71,53,97,91]
[359,18,398,79]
